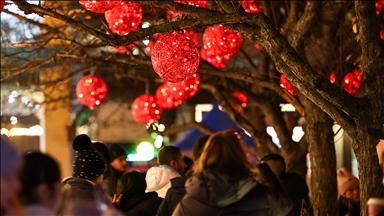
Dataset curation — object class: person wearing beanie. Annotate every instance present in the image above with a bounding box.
[337,168,360,216]
[104,143,127,198]
[1,136,23,216]
[57,134,110,215]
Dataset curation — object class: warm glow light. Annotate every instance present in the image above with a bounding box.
[1,125,44,137]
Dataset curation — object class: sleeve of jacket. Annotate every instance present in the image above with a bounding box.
[157,192,172,216]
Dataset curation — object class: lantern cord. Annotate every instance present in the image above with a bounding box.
[90,65,96,75]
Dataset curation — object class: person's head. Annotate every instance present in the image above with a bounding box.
[192,135,210,161]
[109,144,127,172]
[260,154,286,180]
[72,134,106,182]
[1,136,23,213]
[158,146,185,176]
[19,152,61,210]
[116,171,146,196]
[195,130,256,178]
[337,168,360,202]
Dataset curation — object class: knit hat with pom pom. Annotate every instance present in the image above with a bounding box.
[72,134,106,181]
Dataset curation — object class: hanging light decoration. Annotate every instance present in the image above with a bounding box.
[233,91,248,108]
[78,0,121,13]
[131,94,162,124]
[329,71,336,83]
[376,0,384,15]
[201,25,243,69]
[156,83,183,109]
[280,74,297,97]
[342,70,361,95]
[254,44,261,50]
[0,0,5,13]
[105,2,143,36]
[174,0,207,8]
[151,32,200,83]
[239,0,263,13]
[76,75,108,109]
[112,41,138,53]
[146,40,156,57]
[179,73,200,99]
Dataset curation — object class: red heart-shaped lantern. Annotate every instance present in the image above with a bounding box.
[156,83,184,109]
[233,91,248,108]
[131,94,162,124]
[342,70,361,95]
[329,71,336,84]
[202,25,242,69]
[280,74,297,97]
[174,0,207,8]
[105,2,142,36]
[76,75,108,109]
[79,0,121,13]
[376,0,384,15]
[239,0,262,13]
[152,32,200,83]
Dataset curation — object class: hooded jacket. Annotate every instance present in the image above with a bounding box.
[119,191,163,216]
[145,166,181,198]
[173,168,293,216]
[157,176,189,216]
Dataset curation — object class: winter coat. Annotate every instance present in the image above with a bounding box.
[23,204,55,216]
[145,166,180,198]
[173,168,293,216]
[338,196,360,216]
[119,191,163,216]
[157,176,189,216]
[104,167,124,198]
[281,172,311,215]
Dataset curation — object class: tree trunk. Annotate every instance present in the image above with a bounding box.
[304,99,338,216]
[353,133,382,216]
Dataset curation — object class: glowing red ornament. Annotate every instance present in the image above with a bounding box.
[0,0,5,13]
[131,94,162,124]
[79,0,121,13]
[105,2,143,36]
[255,44,261,50]
[376,0,384,15]
[76,75,108,109]
[113,41,138,53]
[202,25,242,69]
[280,74,297,97]
[329,71,336,83]
[152,32,200,83]
[156,83,183,109]
[239,0,262,13]
[146,40,156,57]
[179,73,200,99]
[233,91,248,108]
[342,70,361,95]
[381,30,384,40]
[174,0,207,8]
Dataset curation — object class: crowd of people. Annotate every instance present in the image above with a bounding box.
[0,124,383,216]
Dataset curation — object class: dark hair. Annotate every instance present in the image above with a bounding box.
[192,135,210,161]
[157,146,181,166]
[19,152,61,205]
[184,156,194,173]
[261,154,286,176]
[116,171,146,195]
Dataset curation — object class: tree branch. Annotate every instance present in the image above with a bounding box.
[159,121,214,136]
